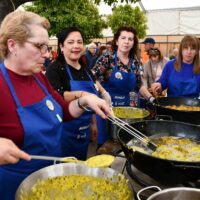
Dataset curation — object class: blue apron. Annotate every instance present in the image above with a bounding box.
[0,64,63,200]
[168,67,199,97]
[61,65,98,160]
[97,53,137,144]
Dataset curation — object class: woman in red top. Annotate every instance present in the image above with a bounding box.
[0,10,111,200]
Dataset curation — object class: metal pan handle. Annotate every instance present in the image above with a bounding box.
[137,186,161,200]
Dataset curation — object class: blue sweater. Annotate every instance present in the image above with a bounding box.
[158,59,200,97]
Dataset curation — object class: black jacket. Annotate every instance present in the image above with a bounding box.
[46,59,96,96]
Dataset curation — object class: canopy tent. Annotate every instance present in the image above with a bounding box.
[146,7,200,35]
[98,0,200,36]
[140,0,200,35]
[139,0,200,11]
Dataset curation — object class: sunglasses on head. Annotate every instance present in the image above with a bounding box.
[149,48,159,53]
[149,48,160,55]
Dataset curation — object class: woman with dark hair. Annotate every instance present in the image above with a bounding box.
[143,47,168,89]
[92,26,152,146]
[46,27,111,160]
[152,35,200,97]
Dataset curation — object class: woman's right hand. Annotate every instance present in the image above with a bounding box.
[151,82,162,96]
[0,138,31,165]
[78,94,112,119]
[100,91,112,107]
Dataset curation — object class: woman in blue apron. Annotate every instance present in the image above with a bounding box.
[92,26,152,145]
[62,65,98,160]
[0,12,112,200]
[151,35,200,97]
[46,27,108,160]
[0,63,63,200]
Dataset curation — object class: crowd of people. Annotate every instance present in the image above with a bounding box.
[0,9,200,200]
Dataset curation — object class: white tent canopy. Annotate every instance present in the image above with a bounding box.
[146,7,200,35]
[98,0,200,36]
[140,0,200,11]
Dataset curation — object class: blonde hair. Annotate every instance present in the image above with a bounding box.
[175,35,200,74]
[0,10,50,59]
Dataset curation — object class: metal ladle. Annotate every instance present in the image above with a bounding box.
[31,154,115,168]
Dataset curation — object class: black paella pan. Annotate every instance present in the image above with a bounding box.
[117,120,200,185]
[151,96,200,124]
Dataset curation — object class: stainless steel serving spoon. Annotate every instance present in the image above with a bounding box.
[31,154,115,168]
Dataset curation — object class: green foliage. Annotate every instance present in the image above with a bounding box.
[24,0,107,43]
[107,4,147,38]
[94,0,140,6]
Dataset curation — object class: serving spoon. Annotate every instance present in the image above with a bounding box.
[31,154,115,168]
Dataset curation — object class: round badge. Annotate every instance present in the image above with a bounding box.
[46,100,54,111]
[115,72,122,80]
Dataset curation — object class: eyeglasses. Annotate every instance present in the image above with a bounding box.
[26,41,49,54]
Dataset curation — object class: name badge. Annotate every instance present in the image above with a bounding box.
[46,100,54,111]
[115,72,123,80]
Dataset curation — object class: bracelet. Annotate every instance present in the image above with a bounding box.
[77,98,84,110]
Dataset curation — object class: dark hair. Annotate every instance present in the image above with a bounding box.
[148,47,163,60]
[111,26,139,59]
[143,37,155,44]
[175,35,200,74]
[56,27,84,63]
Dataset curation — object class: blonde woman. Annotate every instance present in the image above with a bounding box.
[0,11,111,199]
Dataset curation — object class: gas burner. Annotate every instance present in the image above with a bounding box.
[125,161,200,200]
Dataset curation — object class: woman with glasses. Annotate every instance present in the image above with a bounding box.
[151,35,200,97]
[143,48,168,90]
[46,27,111,160]
[92,26,153,147]
[0,11,111,199]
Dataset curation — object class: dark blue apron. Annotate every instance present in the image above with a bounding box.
[61,65,98,160]
[97,53,137,144]
[168,66,199,97]
[0,63,63,200]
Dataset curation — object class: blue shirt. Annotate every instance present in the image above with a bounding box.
[158,59,200,97]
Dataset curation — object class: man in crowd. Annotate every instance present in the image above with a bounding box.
[141,37,156,65]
